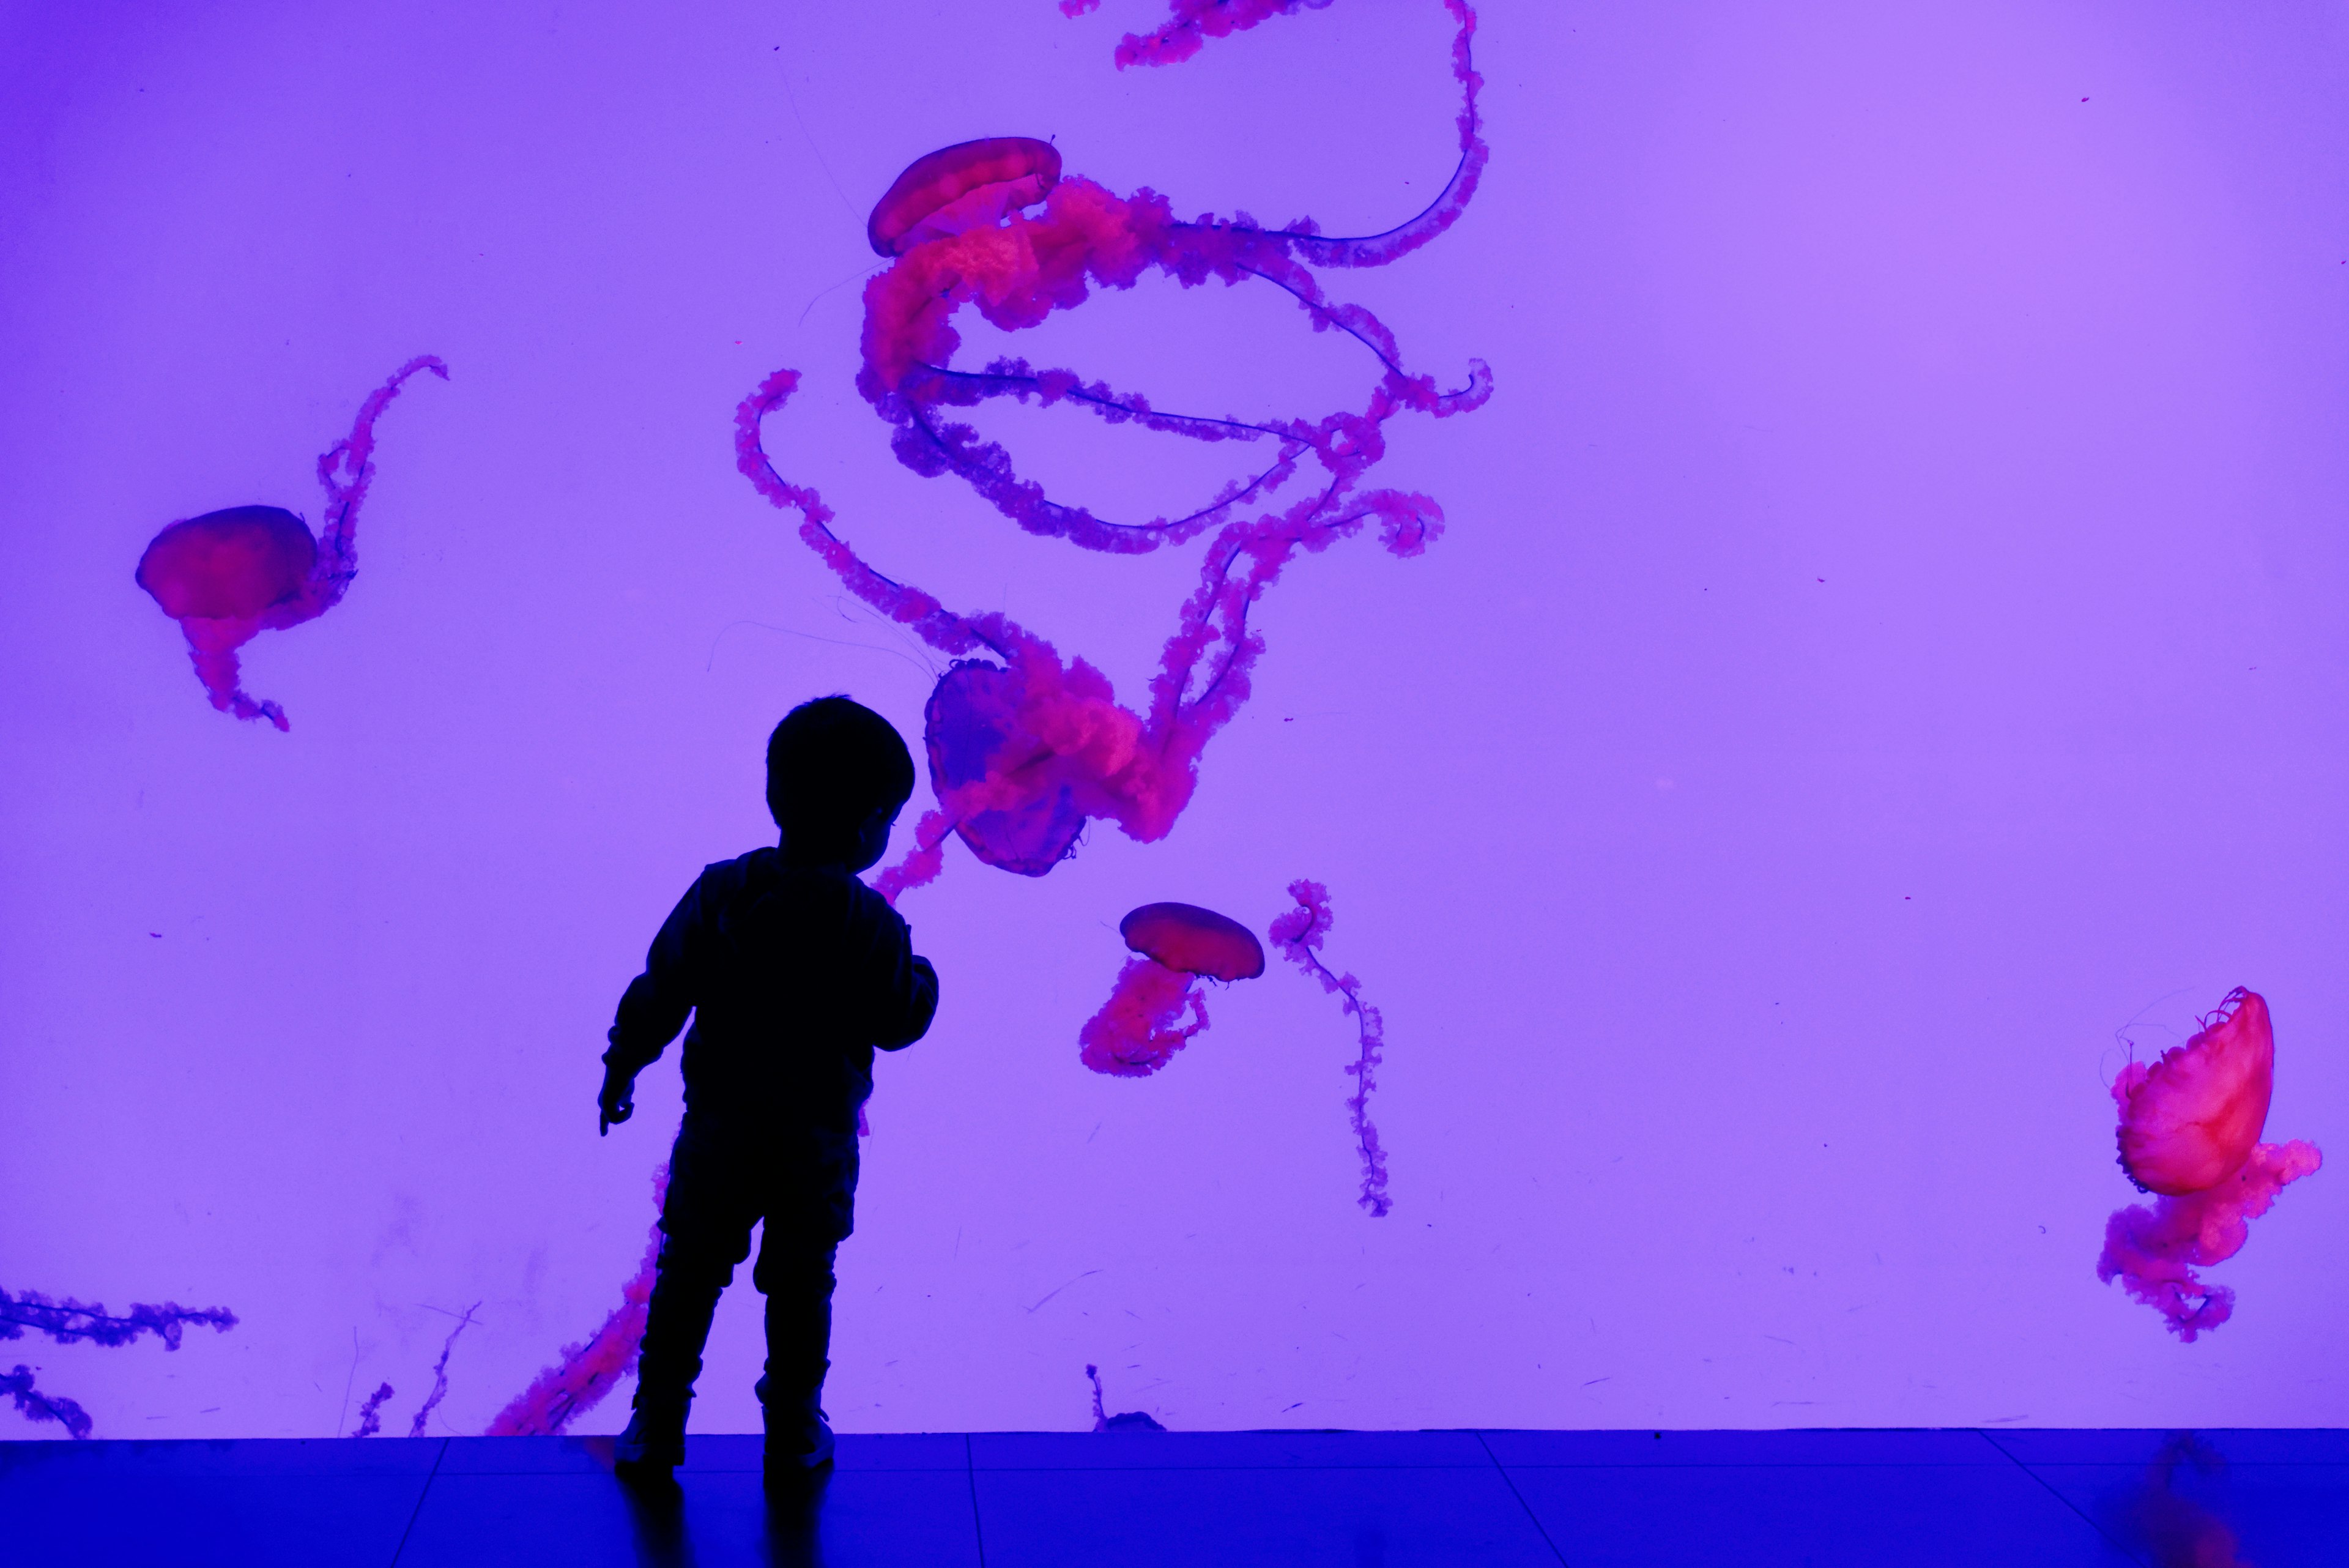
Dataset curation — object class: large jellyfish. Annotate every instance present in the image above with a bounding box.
[134,355,445,730]
[1080,901,1266,1077]
[857,1,1488,559]
[1270,880,1390,1216]
[732,4,1487,901]
[2096,988,2322,1340]
[740,369,1441,904]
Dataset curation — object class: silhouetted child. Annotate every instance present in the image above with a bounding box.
[597,696,938,1479]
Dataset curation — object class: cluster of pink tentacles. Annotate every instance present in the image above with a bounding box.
[2098,1141,2321,1342]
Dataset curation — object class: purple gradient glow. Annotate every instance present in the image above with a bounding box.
[4,0,2348,1439]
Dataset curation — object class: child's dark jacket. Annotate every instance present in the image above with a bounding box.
[604,849,938,1151]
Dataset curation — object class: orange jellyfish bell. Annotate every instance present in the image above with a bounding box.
[866,136,1062,257]
[135,505,317,622]
[1119,901,1265,981]
[2113,987,2276,1197]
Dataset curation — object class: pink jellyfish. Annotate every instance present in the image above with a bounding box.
[134,355,445,730]
[858,2,1488,559]
[1079,902,1264,1077]
[2097,988,2322,1340]
[736,4,1487,903]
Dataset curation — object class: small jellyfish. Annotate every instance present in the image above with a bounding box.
[135,355,445,730]
[2097,987,2323,1340]
[867,136,1063,256]
[1079,901,1264,1077]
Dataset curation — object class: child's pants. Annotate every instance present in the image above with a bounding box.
[633,1117,858,1416]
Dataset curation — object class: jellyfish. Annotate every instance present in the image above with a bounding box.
[735,4,1485,903]
[0,1287,239,1438]
[1078,901,1265,1077]
[739,368,1440,904]
[134,355,446,730]
[488,1162,666,1436]
[867,136,1064,257]
[2096,988,2322,1340]
[858,1,1489,558]
[1270,880,1390,1216]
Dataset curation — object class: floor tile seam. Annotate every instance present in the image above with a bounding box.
[1476,1429,1574,1567]
[1488,1460,2027,1471]
[384,1436,448,1568]
[1979,1429,2145,1564]
[965,1462,1511,1474]
[965,1432,988,1568]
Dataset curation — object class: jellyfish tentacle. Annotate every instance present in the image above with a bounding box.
[1077,0,1486,270]
[304,355,449,617]
[1271,880,1391,1216]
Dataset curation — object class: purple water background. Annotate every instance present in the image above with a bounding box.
[1,1,2345,1438]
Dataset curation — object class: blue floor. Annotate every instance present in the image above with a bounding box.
[5,1427,2343,1566]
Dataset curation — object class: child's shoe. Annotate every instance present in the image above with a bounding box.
[613,1394,691,1478]
[756,1373,836,1478]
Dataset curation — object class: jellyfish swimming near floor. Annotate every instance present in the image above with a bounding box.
[1080,901,1266,1077]
[1271,880,1390,1216]
[0,1287,239,1439]
[488,1163,666,1436]
[134,355,446,730]
[2096,988,2322,1340]
[858,0,1487,558]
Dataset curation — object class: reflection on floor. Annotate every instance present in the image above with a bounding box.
[4,1427,2344,1566]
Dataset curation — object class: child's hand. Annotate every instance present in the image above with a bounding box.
[598,1067,636,1136]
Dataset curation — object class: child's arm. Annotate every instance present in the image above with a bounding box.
[852,893,938,1052]
[875,953,939,1052]
[597,872,714,1133]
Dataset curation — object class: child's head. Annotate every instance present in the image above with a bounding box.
[766,696,916,872]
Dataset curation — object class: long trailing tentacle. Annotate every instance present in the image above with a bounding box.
[309,355,449,611]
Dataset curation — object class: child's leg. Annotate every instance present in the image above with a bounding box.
[619,1127,756,1471]
[634,1231,741,1406]
[751,1235,838,1411]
